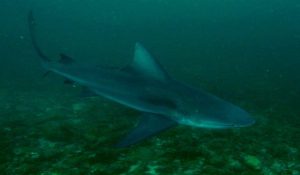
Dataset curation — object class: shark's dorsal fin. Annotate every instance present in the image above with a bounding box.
[123,43,170,81]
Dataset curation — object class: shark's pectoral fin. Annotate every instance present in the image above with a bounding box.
[115,113,177,147]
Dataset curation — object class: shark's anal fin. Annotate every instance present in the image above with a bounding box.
[115,113,177,147]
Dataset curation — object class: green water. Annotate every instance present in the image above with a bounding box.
[0,0,299,174]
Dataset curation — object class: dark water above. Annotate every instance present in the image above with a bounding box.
[0,0,299,174]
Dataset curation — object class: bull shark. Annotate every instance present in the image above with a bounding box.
[28,11,255,147]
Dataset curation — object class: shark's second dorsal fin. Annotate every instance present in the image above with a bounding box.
[123,43,170,81]
[59,53,74,65]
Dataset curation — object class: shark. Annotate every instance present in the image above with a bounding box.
[28,11,255,147]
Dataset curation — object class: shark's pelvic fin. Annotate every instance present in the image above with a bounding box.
[122,43,170,81]
[115,113,177,147]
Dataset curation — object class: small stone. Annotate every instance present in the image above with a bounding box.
[30,152,40,159]
[262,167,274,175]
[228,158,242,170]
[128,162,141,173]
[271,161,283,173]
[13,148,23,155]
[4,127,11,132]
[72,102,87,113]
[243,154,262,170]
[292,170,299,175]
[146,163,160,175]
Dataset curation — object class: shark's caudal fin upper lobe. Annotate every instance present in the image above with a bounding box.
[28,11,75,82]
[28,11,50,63]
[28,11,74,67]
[115,113,177,147]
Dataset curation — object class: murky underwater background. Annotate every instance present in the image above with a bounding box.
[0,0,299,174]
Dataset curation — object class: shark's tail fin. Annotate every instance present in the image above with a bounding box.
[28,11,75,68]
[28,11,51,65]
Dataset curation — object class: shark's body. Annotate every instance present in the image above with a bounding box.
[28,12,255,147]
